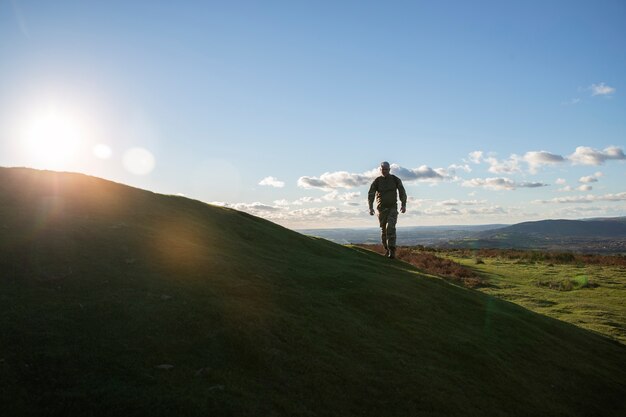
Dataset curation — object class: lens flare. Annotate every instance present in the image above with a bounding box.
[123,147,155,175]
[93,144,113,159]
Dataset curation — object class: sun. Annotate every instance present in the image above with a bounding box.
[19,105,87,169]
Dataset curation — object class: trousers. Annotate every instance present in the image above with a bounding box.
[377,207,398,249]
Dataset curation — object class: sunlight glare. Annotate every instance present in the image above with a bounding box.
[19,105,86,169]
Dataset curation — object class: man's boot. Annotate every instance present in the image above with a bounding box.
[388,247,396,259]
[384,247,389,257]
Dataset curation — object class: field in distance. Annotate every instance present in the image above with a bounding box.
[451,250,626,344]
[361,245,626,344]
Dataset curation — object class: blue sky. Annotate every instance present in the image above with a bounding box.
[1,0,624,228]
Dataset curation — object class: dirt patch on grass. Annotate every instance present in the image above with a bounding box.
[357,244,488,288]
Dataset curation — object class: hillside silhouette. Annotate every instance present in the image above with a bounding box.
[1,167,625,417]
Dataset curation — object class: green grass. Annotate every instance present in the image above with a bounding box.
[1,168,626,416]
[444,253,626,345]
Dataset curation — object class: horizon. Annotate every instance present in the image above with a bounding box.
[1,1,625,229]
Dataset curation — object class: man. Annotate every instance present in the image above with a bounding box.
[368,161,407,259]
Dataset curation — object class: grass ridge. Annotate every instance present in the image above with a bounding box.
[1,167,625,417]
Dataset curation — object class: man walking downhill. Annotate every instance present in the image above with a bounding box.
[368,161,407,259]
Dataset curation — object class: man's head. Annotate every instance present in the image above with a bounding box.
[380,161,390,177]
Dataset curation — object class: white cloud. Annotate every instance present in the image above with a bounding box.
[259,176,285,188]
[559,183,594,192]
[298,163,449,190]
[283,206,363,222]
[297,171,372,190]
[407,197,430,207]
[533,192,626,204]
[466,151,509,173]
[462,177,548,191]
[555,178,567,185]
[523,151,566,173]
[423,207,461,216]
[485,155,523,174]
[470,150,566,175]
[209,199,372,228]
[468,151,483,164]
[296,196,322,204]
[590,82,616,96]
[524,151,565,165]
[465,206,508,215]
[291,206,341,217]
[448,164,472,173]
[234,202,284,212]
[422,205,508,217]
[438,199,462,206]
[579,175,599,184]
[323,191,361,201]
[468,146,624,174]
[519,181,550,188]
[578,177,596,184]
[273,199,291,206]
[436,199,486,206]
[569,146,626,165]
[390,164,448,182]
[273,196,327,207]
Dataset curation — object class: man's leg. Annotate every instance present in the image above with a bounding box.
[378,209,389,255]
[386,208,398,258]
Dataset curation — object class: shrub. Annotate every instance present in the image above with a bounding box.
[536,276,597,291]
[554,253,575,263]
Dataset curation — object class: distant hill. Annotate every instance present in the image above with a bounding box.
[1,167,625,417]
[585,216,626,224]
[438,218,626,252]
[480,219,626,238]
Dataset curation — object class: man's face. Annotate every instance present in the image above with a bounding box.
[381,166,390,177]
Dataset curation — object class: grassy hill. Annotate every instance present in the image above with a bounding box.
[1,167,625,417]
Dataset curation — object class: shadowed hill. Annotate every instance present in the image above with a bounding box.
[1,167,625,417]
[588,216,626,224]
[480,219,626,238]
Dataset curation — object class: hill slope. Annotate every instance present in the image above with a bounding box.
[1,167,625,417]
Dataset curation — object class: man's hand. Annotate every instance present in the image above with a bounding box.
[401,206,406,214]
[369,209,375,216]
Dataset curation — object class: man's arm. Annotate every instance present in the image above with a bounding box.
[367,178,378,215]
[397,176,407,213]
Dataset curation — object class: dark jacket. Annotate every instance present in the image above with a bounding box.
[368,174,407,211]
